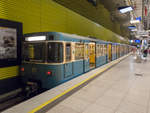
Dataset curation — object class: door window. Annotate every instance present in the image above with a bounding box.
[96,44,100,57]
[65,43,71,62]
[84,44,89,59]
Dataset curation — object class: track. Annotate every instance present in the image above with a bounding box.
[0,95,25,112]
[0,87,46,112]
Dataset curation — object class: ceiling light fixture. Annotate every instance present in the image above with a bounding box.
[130,20,140,24]
[118,6,133,13]
[131,29,138,31]
[128,26,136,29]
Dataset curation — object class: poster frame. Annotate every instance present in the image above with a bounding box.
[0,19,22,68]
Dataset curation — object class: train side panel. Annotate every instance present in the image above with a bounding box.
[21,32,132,91]
[73,60,84,76]
[96,44,107,67]
[112,44,117,60]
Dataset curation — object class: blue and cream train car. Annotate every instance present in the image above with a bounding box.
[112,43,117,60]
[20,32,130,90]
[96,40,107,67]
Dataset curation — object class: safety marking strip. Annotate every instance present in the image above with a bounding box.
[29,54,129,113]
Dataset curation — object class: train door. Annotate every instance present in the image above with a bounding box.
[89,43,96,69]
[104,44,107,63]
[64,43,72,78]
[107,44,112,62]
[74,43,84,75]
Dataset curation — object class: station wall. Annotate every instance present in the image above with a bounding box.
[0,0,124,80]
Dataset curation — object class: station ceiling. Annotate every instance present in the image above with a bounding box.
[99,0,142,26]
[100,0,143,39]
[54,0,143,39]
[99,0,131,25]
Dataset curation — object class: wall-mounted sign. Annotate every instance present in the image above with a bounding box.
[135,39,141,43]
[0,19,22,67]
[136,17,142,21]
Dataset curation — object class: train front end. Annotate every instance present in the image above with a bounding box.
[20,33,64,93]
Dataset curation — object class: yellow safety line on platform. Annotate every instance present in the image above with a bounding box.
[29,55,129,113]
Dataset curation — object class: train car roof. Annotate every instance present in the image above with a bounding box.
[24,32,107,43]
[59,32,96,41]
[58,32,107,43]
[23,32,125,45]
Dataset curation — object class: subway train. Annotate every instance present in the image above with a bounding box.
[20,32,131,91]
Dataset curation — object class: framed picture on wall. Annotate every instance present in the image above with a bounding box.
[0,19,22,67]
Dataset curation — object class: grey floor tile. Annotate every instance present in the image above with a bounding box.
[46,105,80,113]
[82,104,114,113]
[116,100,147,113]
[59,96,91,113]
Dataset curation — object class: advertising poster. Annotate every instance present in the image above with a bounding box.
[0,27,17,59]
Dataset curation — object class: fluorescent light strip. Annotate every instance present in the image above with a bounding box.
[128,26,136,29]
[130,40,134,43]
[25,36,46,41]
[130,20,140,24]
[119,7,133,13]
[131,29,137,31]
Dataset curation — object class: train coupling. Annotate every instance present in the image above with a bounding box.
[24,81,39,97]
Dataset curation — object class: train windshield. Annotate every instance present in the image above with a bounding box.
[47,42,63,63]
[23,42,45,62]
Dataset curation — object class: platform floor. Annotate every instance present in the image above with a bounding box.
[46,55,150,113]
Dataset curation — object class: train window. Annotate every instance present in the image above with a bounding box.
[103,45,105,56]
[102,45,104,56]
[84,44,89,59]
[113,46,115,54]
[75,43,84,60]
[65,43,71,62]
[99,45,101,56]
[47,42,63,63]
[104,45,106,56]
[98,45,100,56]
[96,44,99,57]
[104,45,107,55]
[101,45,104,56]
[23,42,45,62]
[112,45,114,54]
